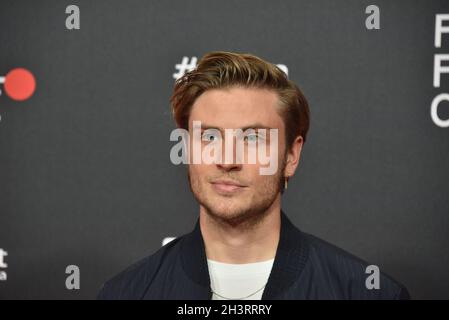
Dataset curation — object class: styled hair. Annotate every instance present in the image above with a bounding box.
[170,51,310,150]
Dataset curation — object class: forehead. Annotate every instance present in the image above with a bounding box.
[188,87,284,130]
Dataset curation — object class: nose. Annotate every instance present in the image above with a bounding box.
[216,161,242,172]
[216,134,243,172]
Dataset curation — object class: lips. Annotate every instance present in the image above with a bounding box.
[210,179,247,193]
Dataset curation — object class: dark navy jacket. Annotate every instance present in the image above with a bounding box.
[97,210,410,300]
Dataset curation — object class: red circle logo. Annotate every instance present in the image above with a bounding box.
[4,68,36,101]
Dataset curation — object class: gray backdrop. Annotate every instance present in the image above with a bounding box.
[0,0,448,299]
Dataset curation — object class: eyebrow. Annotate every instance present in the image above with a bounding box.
[199,123,276,131]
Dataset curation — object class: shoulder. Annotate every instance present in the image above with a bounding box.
[96,237,182,300]
[301,231,410,299]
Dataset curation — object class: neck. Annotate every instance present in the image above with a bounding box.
[199,194,281,264]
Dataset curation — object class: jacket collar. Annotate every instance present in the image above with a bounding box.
[180,209,308,299]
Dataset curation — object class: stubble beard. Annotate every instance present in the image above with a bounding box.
[187,157,286,230]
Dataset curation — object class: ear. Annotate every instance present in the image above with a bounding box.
[284,136,304,178]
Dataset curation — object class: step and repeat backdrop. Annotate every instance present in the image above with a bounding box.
[0,0,448,299]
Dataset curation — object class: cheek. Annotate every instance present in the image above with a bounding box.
[189,164,211,184]
[248,163,282,185]
[246,165,270,184]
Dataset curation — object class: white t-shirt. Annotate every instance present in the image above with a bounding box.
[207,258,275,300]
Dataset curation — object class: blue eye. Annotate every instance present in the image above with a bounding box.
[244,133,258,142]
[202,131,219,141]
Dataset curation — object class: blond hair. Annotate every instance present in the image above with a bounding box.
[170,51,310,149]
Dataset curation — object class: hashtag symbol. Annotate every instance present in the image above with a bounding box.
[173,56,198,80]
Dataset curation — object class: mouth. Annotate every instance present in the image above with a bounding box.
[210,179,247,194]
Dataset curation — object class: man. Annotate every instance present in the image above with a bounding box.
[97,51,410,300]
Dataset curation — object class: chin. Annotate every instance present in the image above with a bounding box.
[205,202,255,222]
[208,204,242,218]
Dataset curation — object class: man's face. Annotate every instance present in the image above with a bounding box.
[187,86,288,226]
